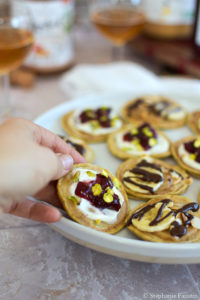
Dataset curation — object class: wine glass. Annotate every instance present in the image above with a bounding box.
[90,0,145,60]
[0,0,34,120]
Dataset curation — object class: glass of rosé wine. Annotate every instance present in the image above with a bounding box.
[0,0,34,120]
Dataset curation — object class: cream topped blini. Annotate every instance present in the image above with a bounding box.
[107,123,171,160]
[61,107,124,143]
[69,168,124,224]
[57,163,129,233]
[70,107,122,135]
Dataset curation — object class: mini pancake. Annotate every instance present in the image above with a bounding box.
[107,123,171,160]
[122,95,187,129]
[117,157,192,200]
[61,107,123,143]
[57,163,129,234]
[128,195,200,243]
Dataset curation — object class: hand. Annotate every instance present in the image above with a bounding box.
[0,118,86,222]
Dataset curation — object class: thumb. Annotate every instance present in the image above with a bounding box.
[52,154,74,180]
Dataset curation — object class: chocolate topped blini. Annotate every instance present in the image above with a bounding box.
[59,135,95,163]
[117,157,192,200]
[61,106,123,143]
[57,163,129,233]
[107,123,171,160]
[187,111,200,135]
[172,136,200,178]
[128,196,200,243]
[122,95,187,129]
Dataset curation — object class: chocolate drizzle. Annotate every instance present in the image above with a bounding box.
[137,159,162,172]
[148,100,170,117]
[123,159,163,194]
[129,199,172,226]
[126,98,183,121]
[129,168,162,183]
[129,199,199,238]
[127,99,144,116]
[169,203,199,238]
[123,178,156,194]
[66,139,85,155]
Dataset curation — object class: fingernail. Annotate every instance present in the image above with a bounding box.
[60,154,74,170]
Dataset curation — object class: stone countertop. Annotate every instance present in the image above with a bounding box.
[0,21,200,300]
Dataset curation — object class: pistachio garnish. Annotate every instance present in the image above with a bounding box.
[73,171,80,182]
[106,188,114,195]
[122,147,133,152]
[190,154,196,160]
[111,116,119,127]
[68,196,80,205]
[86,171,96,178]
[132,139,143,151]
[149,138,157,147]
[95,219,101,225]
[101,106,108,110]
[142,127,153,137]
[194,138,200,148]
[130,127,138,135]
[90,120,100,130]
[113,178,121,189]
[103,192,114,203]
[101,169,108,178]
[92,183,102,196]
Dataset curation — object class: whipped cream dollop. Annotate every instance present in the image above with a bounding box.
[69,168,124,224]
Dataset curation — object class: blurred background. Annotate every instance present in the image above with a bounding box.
[0,0,199,91]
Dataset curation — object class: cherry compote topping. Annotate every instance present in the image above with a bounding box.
[184,141,196,154]
[123,123,157,150]
[79,107,112,128]
[75,174,121,211]
[184,140,200,163]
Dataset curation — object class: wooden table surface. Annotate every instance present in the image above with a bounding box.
[1,18,200,300]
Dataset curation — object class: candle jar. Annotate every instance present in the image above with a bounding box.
[15,0,75,74]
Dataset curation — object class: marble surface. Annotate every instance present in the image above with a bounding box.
[0,17,200,300]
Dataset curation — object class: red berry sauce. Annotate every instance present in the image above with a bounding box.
[184,140,200,163]
[79,107,113,128]
[75,174,121,211]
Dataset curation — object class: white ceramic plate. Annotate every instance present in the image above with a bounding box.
[35,78,200,264]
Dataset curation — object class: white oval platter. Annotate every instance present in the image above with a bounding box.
[35,78,200,264]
